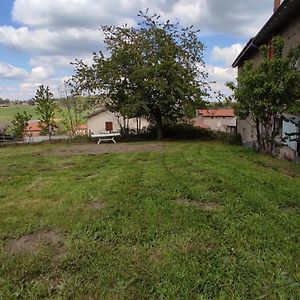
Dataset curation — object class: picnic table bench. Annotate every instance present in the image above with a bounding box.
[91,132,121,144]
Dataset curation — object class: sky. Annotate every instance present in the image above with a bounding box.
[0,0,275,101]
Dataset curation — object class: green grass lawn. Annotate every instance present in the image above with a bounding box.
[0,141,299,299]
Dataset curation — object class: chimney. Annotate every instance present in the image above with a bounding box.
[274,0,281,12]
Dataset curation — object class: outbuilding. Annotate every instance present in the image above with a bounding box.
[87,108,149,135]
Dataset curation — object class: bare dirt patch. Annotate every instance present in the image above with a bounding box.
[27,178,49,191]
[149,249,162,262]
[281,206,298,214]
[87,200,106,210]
[192,169,212,176]
[45,143,166,156]
[176,198,223,212]
[7,231,65,256]
[204,243,218,251]
[181,242,218,254]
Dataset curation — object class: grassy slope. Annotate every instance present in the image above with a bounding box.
[0,141,299,299]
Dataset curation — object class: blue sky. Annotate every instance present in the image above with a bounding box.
[0,0,274,100]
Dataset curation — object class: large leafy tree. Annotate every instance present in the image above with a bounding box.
[34,85,57,141]
[71,11,209,139]
[228,36,300,153]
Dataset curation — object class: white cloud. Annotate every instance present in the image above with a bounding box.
[0,62,58,100]
[206,64,237,98]
[0,26,104,56]
[0,63,28,80]
[0,62,54,82]
[12,0,139,29]
[4,76,69,100]
[11,0,273,36]
[207,64,237,82]
[211,44,243,67]
[26,66,55,82]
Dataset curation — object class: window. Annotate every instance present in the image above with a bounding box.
[105,122,113,132]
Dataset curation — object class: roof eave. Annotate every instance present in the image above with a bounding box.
[232,38,254,68]
[232,0,300,68]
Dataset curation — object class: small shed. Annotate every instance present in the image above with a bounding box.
[87,108,149,135]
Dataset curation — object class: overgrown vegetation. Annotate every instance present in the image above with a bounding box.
[0,141,299,299]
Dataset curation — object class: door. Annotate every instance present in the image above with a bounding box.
[105,121,113,132]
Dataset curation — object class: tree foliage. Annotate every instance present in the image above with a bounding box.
[34,85,57,140]
[71,11,209,139]
[228,36,300,153]
[11,111,32,138]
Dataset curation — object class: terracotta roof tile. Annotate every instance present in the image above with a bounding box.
[197,109,235,118]
[26,121,43,132]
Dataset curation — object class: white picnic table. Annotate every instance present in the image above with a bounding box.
[91,132,121,144]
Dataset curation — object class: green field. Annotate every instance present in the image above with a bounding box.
[0,141,299,299]
[0,105,39,121]
[0,105,65,122]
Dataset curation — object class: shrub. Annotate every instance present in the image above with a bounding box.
[213,131,242,145]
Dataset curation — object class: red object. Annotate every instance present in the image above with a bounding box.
[197,109,235,118]
[25,121,43,137]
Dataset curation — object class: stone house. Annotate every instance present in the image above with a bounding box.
[232,0,300,158]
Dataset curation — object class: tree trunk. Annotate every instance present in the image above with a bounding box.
[123,117,126,133]
[48,125,52,142]
[255,118,262,152]
[156,116,163,140]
